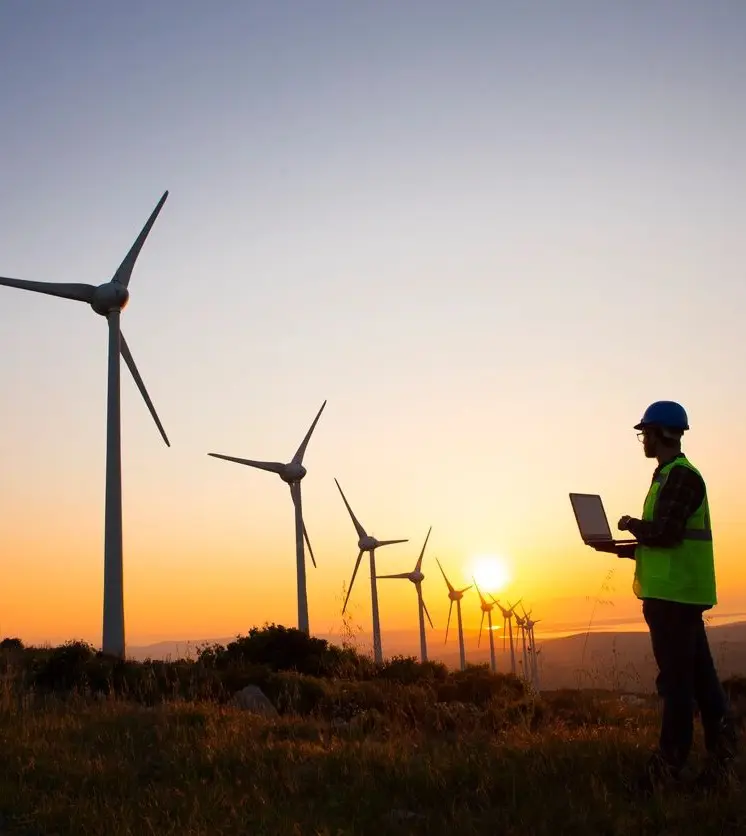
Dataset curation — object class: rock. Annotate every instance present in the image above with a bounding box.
[619,694,647,707]
[231,685,278,717]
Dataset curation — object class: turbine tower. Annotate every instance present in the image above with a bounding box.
[491,597,521,676]
[514,611,530,682]
[474,580,497,673]
[208,400,326,634]
[377,527,434,662]
[437,559,472,671]
[0,192,171,658]
[521,605,541,688]
[336,479,407,664]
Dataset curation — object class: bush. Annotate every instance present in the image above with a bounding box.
[376,655,448,685]
[201,624,354,678]
[32,640,97,692]
[436,664,526,705]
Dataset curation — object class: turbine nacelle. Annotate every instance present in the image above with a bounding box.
[480,600,494,613]
[409,570,424,584]
[280,462,307,483]
[91,281,130,316]
[448,588,468,602]
[359,535,379,551]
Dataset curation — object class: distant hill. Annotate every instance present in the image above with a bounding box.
[126,620,746,692]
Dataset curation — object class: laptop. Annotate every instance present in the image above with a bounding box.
[569,493,637,547]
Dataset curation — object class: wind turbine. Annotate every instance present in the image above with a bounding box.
[521,605,541,688]
[474,580,498,673]
[514,611,530,683]
[208,400,326,634]
[377,527,434,662]
[436,559,472,671]
[0,192,171,658]
[336,478,407,664]
[491,597,521,676]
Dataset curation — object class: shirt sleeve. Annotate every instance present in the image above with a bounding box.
[627,465,706,547]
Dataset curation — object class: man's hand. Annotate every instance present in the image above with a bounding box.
[587,541,636,559]
[588,542,621,554]
[618,515,633,531]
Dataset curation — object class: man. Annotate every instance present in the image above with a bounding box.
[596,400,737,791]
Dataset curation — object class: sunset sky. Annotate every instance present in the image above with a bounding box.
[1,1,745,650]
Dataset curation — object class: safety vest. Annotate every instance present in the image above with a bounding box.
[633,456,716,605]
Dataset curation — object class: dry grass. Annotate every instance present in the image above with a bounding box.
[0,686,744,836]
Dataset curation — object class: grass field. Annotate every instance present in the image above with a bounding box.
[0,631,743,835]
[1,691,744,835]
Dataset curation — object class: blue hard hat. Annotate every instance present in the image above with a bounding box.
[634,401,689,431]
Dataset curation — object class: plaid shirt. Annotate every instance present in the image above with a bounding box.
[626,453,706,548]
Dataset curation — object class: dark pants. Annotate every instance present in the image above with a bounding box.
[642,597,732,771]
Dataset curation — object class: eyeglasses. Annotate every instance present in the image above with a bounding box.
[637,432,646,443]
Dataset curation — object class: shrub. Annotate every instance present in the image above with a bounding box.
[436,664,526,705]
[376,655,448,685]
[32,640,97,692]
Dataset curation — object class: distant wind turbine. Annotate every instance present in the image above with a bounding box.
[521,605,541,688]
[335,478,408,664]
[208,400,326,634]
[513,612,529,679]
[474,580,497,673]
[0,192,171,658]
[437,560,472,671]
[377,527,435,662]
[491,597,521,676]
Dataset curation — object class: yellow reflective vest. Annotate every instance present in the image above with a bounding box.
[633,456,716,606]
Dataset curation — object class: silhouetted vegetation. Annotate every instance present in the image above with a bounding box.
[0,627,744,834]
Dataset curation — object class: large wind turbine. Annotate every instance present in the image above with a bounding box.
[474,580,497,673]
[336,478,407,664]
[436,560,472,671]
[208,400,326,634]
[0,192,171,658]
[491,597,521,676]
[377,527,434,662]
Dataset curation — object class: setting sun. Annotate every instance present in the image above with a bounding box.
[470,554,512,593]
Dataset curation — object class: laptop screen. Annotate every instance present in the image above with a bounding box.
[569,493,613,542]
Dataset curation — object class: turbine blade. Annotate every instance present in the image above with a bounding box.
[478,611,485,647]
[112,191,169,287]
[342,549,364,613]
[422,597,434,629]
[458,584,473,595]
[289,482,316,569]
[473,579,487,606]
[376,572,411,580]
[445,600,454,643]
[436,558,455,593]
[119,331,170,446]
[208,454,285,475]
[291,400,327,464]
[0,276,95,304]
[302,521,316,569]
[414,526,432,572]
[376,538,408,547]
[334,479,368,540]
